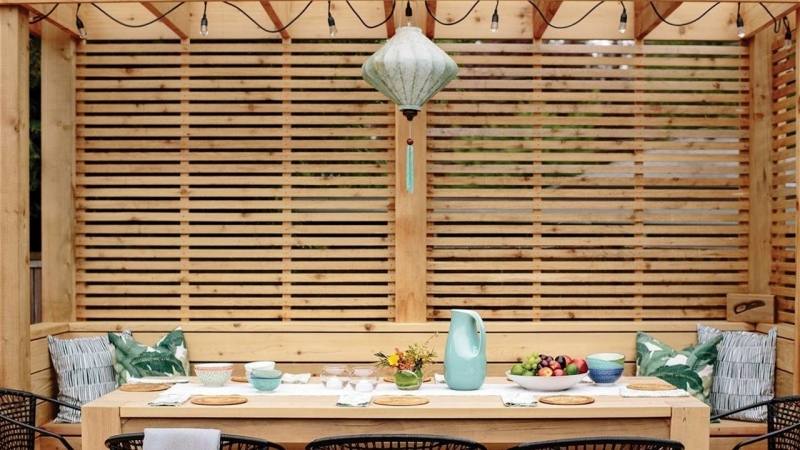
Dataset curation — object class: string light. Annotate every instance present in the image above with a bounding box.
[618,1,627,34]
[736,3,745,39]
[76,4,86,39]
[327,0,337,37]
[200,1,208,36]
[783,17,792,51]
[490,0,499,33]
[29,4,58,24]
[405,0,413,26]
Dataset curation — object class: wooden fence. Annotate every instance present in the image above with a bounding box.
[75,38,752,323]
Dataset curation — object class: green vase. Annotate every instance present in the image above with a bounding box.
[394,369,423,390]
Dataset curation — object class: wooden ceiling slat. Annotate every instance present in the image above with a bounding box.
[260,0,289,39]
[532,0,562,40]
[634,0,681,40]
[425,0,435,38]
[383,0,395,37]
[141,1,188,39]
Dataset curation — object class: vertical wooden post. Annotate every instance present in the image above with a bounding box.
[748,31,773,295]
[794,9,800,394]
[179,39,190,321]
[41,22,76,323]
[0,5,30,389]
[393,2,428,322]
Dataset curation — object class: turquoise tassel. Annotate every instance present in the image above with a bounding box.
[405,141,414,193]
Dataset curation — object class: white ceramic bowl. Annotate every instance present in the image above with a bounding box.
[506,371,585,391]
[195,363,233,387]
[244,361,276,377]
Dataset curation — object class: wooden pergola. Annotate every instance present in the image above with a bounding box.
[0,1,800,448]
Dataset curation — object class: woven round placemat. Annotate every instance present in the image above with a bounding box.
[538,395,595,406]
[382,376,432,383]
[626,382,677,392]
[119,383,170,393]
[231,376,249,383]
[191,395,248,406]
[372,395,429,406]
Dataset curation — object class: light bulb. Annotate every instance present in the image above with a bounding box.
[405,1,413,26]
[784,27,793,51]
[490,8,499,33]
[736,14,745,39]
[200,15,208,37]
[618,9,627,34]
[328,13,337,37]
[76,16,86,39]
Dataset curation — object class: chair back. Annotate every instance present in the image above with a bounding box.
[768,395,800,450]
[306,434,487,450]
[105,432,286,450]
[508,437,684,450]
[0,388,37,450]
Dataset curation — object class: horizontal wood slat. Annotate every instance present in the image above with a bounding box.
[427,41,750,321]
[75,39,395,321]
[771,35,797,326]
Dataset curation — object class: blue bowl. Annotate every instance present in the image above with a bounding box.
[588,367,623,385]
[250,376,281,392]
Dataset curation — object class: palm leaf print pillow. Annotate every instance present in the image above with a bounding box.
[636,331,722,404]
[108,328,189,385]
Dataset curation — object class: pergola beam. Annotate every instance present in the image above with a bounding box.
[531,0,562,40]
[634,0,682,40]
[260,0,289,39]
[11,0,800,4]
[23,3,80,38]
[141,1,188,39]
[741,2,800,38]
[424,0,434,38]
[383,0,394,37]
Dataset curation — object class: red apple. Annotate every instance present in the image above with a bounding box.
[572,358,588,374]
[553,369,564,377]
[537,367,553,377]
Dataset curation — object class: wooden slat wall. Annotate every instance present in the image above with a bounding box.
[427,41,750,321]
[771,33,797,326]
[75,39,396,321]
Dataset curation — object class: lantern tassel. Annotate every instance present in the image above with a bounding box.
[406,138,414,193]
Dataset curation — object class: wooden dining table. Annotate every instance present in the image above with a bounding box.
[81,376,709,450]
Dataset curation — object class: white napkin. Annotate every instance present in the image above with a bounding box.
[433,373,446,384]
[281,373,311,384]
[148,392,191,407]
[336,392,371,407]
[128,376,190,384]
[619,385,690,398]
[143,428,220,450]
[501,393,537,407]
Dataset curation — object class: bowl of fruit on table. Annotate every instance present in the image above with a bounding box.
[506,353,589,391]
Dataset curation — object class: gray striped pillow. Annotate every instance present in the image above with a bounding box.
[697,324,776,422]
[48,335,118,423]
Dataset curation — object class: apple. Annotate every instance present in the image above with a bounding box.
[553,369,564,377]
[565,363,579,376]
[548,361,561,371]
[572,358,588,374]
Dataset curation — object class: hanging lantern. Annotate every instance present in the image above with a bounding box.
[362,26,458,193]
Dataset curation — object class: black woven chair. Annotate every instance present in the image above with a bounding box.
[105,432,286,450]
[306,434,487,450]
[711,395,800,450]
[508,437,684,450]
[0,387,80,450]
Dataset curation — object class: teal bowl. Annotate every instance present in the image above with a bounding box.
[587,352,625,370]
[250,376,281,392]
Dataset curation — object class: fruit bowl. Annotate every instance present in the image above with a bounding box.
[506,371,585,391]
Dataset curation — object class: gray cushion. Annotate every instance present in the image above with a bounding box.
[47,335,118,423]
[697,324,776,422]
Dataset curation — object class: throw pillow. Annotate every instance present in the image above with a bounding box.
[698,324,776,422]
[635,331,722,404]
[47,335,118,423]
[108,328,190,385]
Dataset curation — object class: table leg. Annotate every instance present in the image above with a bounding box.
[669,400,710,450]
[82,405,121,450]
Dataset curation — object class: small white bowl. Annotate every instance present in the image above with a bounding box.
[506,371,585,391]
[244,361,276,377]
[195,363,233,387]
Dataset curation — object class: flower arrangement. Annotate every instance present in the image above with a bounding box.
[375,338,436,390]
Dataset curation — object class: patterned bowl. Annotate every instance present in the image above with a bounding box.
[194,363,233,387]
[587,352,625,370]
[588,367,624,385]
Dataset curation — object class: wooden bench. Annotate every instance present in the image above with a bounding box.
[29,320,784,450]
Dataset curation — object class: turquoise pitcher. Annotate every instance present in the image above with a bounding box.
[444,309,486,390]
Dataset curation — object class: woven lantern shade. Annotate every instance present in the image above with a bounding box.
[362,26,458,193]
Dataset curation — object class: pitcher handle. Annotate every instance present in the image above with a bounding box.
[462,309,485,354]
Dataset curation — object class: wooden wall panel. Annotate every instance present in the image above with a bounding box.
[427,41,750,321]
[771,31,797,326]
[75,39,396,321]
